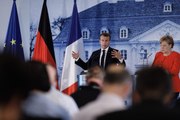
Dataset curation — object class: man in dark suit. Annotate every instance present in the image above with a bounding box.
[72,33,126,70]
[97,67,180,120]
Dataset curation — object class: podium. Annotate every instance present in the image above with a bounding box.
[77,70,88,87]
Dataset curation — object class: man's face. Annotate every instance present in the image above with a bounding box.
[99,35,110,49]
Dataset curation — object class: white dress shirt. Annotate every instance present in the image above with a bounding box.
[99,47,109,68]
[73,92,126,120]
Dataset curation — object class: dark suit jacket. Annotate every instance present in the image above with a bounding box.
[70,82,101,108]
[75,47,126,70]
[97,100,180,120]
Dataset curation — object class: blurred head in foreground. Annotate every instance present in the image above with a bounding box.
[0,54,29,120]
[134,66,172,105]
[103,64,131,99]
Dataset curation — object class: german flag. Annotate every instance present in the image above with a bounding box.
[32,0,56,67]
[33,0,58,88]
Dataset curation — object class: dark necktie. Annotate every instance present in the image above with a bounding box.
[101,50,105,68]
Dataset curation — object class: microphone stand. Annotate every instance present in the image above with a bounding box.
[147,53,152,65]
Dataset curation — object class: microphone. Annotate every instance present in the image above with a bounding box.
[146,53,152,65]
[147,53,152,58]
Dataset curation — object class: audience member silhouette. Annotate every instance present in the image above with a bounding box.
[71,65,104,108]
[22,61,70,120]
[97,67,179,120]
[0,54,30,120]
[44,64,79,117]
[73,64,131,120]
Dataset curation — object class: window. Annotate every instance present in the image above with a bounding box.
[120,50,127,60]
[82,28,90,39]
[120,26,128,39]
[85,51,89,60]
[82,31,88,39]
[100,27,109,34]
[163,2,172,12]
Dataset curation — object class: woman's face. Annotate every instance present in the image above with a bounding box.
[160,41,172,54]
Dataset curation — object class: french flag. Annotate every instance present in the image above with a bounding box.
[61,0,85,95]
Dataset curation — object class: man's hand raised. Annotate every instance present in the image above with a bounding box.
[111,50,122,60]
[72,51,79,60]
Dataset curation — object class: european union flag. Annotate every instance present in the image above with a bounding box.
[4,0,24,61]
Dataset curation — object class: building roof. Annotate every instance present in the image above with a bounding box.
[79,0,180,18]
[55,0,180,43]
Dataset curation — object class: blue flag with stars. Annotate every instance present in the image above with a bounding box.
[4,0,24,61]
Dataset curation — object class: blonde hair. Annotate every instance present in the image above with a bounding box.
[160,35,174,48]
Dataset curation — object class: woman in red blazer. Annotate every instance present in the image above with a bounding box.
[152,35,180,99]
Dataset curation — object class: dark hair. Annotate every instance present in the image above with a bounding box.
[99,33,111,40]
[25,61,50,92]
[86,65,104,80]
[0,54,30,104]
[160,35,174,48]
[135,66,172,100]
[104,66,130,84]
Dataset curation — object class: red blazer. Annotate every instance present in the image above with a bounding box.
[152,51,180,92]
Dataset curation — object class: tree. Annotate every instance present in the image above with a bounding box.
[29,17,65,59]
[51,17,65,39]
[30,22,37,60]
